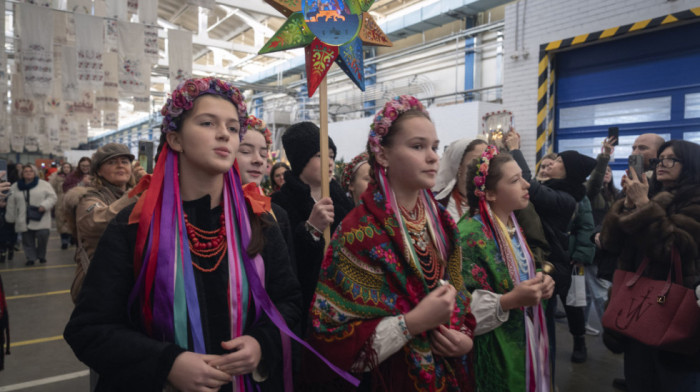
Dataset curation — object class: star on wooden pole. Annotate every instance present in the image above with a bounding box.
[259,0,392,97]
[259,0,392,244]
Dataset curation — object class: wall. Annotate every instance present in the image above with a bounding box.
[328,100,504,161]
[502,0,698,168]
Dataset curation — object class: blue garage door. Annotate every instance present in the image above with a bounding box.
[555,21,700,182]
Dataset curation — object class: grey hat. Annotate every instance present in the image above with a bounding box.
[91,143,135,175]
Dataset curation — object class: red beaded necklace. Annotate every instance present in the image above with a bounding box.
[184,210,227,273]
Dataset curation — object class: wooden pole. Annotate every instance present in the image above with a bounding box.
[319,77,331,245]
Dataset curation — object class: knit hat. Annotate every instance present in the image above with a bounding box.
[558,150,597,184]
[282,121,337,176]
[91,143,135,175]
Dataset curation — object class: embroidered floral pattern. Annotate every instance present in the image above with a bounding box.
[470,264,493,291]
[160,78,247,134]
[369,95,428,153]
[245,115,272,147]
[473,145,498,198]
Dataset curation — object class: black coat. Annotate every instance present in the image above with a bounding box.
[270,173,354,330]
[512,150,577,272]
[64,196,302,392]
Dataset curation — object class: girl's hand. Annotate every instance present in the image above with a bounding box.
[208,336,262,376]
[430,325,473,357]
[539,272,555,300]
[404,285,457,335]
[500,277,543,310]
[167,352,230,392]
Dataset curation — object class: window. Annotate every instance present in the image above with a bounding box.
[684,131,700,145]
[559,97,672,129]
[685,93,700,119]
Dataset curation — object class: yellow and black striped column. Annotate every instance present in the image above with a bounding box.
[534,7,700,168]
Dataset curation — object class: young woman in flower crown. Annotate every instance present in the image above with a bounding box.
[236,114,295,274]
[459,146,554,392]
[340,151,370,206]
[306,96,476,391]
[64,78,303,392]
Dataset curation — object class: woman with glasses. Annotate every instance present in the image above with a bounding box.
[601,139,700,391]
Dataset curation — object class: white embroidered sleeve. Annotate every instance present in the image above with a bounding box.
[352,316,411,372]
[471,289,510,336]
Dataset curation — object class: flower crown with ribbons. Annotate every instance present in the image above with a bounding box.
[341,152,369,192]
[473,145,499,199]
[245,115,273,147]
[368,95,429,153]
[160,77,248,135]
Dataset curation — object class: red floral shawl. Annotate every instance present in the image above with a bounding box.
[306,182,476,391]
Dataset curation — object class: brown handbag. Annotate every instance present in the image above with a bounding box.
[602,249,700,355]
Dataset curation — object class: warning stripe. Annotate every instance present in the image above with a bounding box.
[534,8,700,168]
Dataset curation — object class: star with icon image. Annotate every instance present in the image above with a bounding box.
[259,0,392,97]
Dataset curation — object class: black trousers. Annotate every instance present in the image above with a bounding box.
[545,264,586,378]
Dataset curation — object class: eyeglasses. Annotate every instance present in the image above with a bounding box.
[651,157,682,169]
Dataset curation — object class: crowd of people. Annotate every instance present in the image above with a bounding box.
[2,76,699,391]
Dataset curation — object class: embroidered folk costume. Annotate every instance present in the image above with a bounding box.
[459,146,551,392]
[307,96,476,391]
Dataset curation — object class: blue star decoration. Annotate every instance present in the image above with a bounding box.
[259,0,392,97]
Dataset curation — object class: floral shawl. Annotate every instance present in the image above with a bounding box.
[307,182,476,391]
[459,215,551,392]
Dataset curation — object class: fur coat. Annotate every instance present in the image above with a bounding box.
[600,188,700,288]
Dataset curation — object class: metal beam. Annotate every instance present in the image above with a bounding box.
[157,27,265,55]
[169,3,190,22]
[214,0,280,17]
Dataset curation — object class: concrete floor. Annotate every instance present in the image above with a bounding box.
[0,229,626,391]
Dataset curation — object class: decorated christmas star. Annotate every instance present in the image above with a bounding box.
[260,0,392,97]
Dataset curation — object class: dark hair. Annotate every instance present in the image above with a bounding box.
[155,94,267,257]
[650,140,700,196]
[459,139,488,166]
[465,152,515,217]
[270,162,291,191]
[366,109,432,184]
[73,157,92,177]
[601,165,620,204]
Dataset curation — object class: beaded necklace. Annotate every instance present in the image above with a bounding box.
[399,201,442,289]
[451,187,469,218]
[184,209,227,273]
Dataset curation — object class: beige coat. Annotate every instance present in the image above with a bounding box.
[49,173,71,234]
[6,180,57,233]
[64,185,136,302]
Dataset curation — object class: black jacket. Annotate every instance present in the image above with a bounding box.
[64,197,302,392]
[271,173,354,331]
[512,149,577,270]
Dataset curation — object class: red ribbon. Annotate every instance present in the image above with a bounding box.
[242,183,271,216]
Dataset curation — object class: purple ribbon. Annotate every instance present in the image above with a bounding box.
[151,150,176,342]
[226,169,360,389]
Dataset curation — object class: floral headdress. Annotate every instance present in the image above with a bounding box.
[366,96,450,266]
[368,95,429,153]
[340,152,369,193]
[132,77,341,391]
[160,77,248,136]
[245,115,273,148]
[473,145,499,199]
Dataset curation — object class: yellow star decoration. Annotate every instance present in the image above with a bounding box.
[259,0,392,97]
